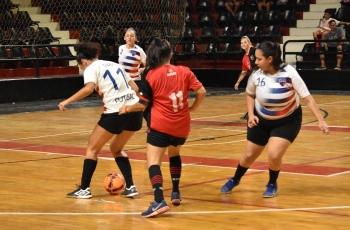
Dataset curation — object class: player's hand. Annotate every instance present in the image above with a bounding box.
[58,100,69,111]
[234,83,239,90]
[119,105,127,114]
[247,116,259,128]
[319,120,329,135]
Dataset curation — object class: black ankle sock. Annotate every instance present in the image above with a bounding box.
[115,157,133,188]
[149,165,164,203]
[233,164,249,183]
[81,159,97,189]
[169,155,182,193]
[268,168,280,184]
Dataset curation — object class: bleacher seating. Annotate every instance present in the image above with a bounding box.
[0,0,326,75]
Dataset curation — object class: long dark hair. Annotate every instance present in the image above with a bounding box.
[142,37,172,79]
[75,42,99,64]
[253,41,286,72]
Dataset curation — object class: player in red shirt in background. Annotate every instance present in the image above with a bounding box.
[235,36,257,120]
[119,37,206,218]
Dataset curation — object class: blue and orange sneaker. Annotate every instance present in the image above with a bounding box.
[170,192,181,205]
[141,200,170,218]
[221,178,240,194]
[263,183,278,198]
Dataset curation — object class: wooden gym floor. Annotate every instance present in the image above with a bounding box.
[0,89,349,229]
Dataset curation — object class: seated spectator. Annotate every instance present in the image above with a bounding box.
[256,0,274,16]
[340,0,350,9]
[312,9,350,51]
[225,0,245,17]
[315,20,349,71]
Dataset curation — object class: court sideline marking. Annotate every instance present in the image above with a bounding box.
[0,205,349,215]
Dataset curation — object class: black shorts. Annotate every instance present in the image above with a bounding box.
[247,106,302,146]
[97,111,143,134]
[147,129,187,148]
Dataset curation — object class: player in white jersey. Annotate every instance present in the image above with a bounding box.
[221,41,329,197]
[118,28,146,84]
[58,42,142,199]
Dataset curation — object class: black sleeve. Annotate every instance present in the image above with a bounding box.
[139,76,153,105]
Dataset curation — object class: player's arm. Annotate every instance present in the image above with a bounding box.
[128,79,140,97]
[235,71,248,90]
[189,86,206,112]
[58,82,95,111]
[119,96,150,114]
[302,95,329,134]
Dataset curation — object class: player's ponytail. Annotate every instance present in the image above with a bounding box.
[142,37,172,79]
[257,41,286,71]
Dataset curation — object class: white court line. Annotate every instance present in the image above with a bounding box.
[201,128,246,132]
[0,149,337,177]
[184,139,246,146]
[0,205,349,215]
[326,170,350,177]
[317,100,350,106]
[192,113,243,120]
[2,131,91,141]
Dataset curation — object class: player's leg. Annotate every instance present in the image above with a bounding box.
[263,137,291,197]
[221,140,265,193]
[168,142,185,205]
[141,143,169,217]
[67,124,114,198]
[110,130,138,197]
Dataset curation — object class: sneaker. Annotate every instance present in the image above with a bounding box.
[66,186,92,199]
[120,185,138,197]
[170,192,181,205]
[141,200,170,218]
[220,178,240,194]
[240,112,248,120]
[263,183,278,198]
[315,67,327,70]
[334,66,341,70]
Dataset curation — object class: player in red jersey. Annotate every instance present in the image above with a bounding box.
[119,38,206,218]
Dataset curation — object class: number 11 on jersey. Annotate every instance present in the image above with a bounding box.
[169,91,184,112]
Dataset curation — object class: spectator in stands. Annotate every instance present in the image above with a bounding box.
[221,40,329,198]
[256,0,274,16]
[235,36,257,120]
[225,0,245,17]
[315,20,349,70]
[312,9,350,51]
[59,42,142,199]
[340,0,350,9]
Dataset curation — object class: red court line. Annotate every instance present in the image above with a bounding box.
[191,120,350,132]
[1,141,350,176]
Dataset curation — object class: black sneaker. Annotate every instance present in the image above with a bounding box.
[66,186,92,199]
[240,112,248,120]
[170,192,181,205]
[120,185,138,197]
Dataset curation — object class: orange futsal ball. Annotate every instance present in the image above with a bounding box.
[103,173,125,195]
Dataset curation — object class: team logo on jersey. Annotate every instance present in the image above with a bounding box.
[167,68,176,77]
[119,49,123,55]
[278,78,286,86]
[276,77,291,87]
[131,50,137,56]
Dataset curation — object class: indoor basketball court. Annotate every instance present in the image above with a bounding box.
[0,89,349,229]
